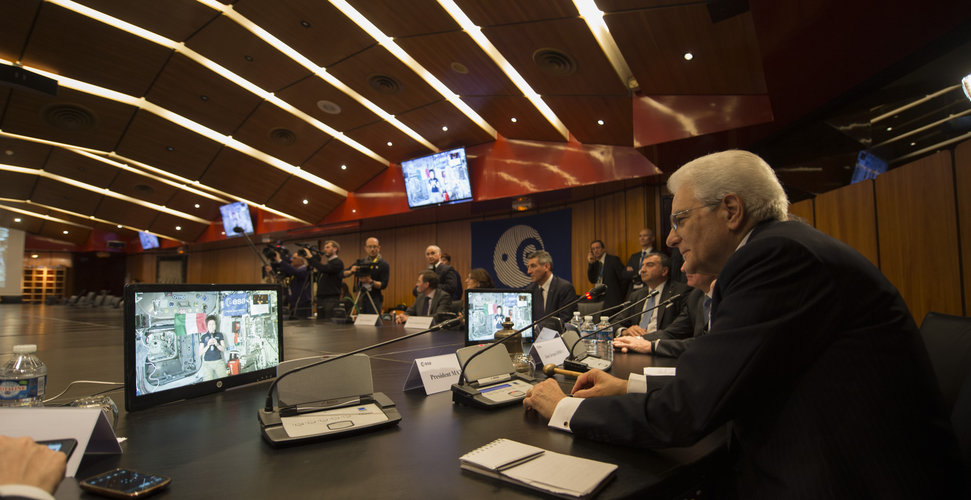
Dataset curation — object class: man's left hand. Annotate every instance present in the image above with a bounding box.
[523,379,567,420]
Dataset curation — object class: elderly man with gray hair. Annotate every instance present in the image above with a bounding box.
[524,150,966,498]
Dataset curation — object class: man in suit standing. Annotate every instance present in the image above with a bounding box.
[524,150,966,498]
[623,228,657,292]
[419,245,461,301]
[525,250,576,327]
[614,252,689,337]
[397,271,452,324]
[586,240,627,311]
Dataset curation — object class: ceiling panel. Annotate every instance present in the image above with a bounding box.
[274,76,383,132]
[42,148,118,188]
[326,45,442,116]
[93,197,159,230]
[483,17,628,96]
[37,221,90,245]
[199,148,291,204]
[343,120,429,165]
[233,0,375,68]
[114,110,223,181]
[149,213,207,242]
[0,0,40,62]
[301,140,387,192]
[108,171,180,206]
[185,15,311,94]
[145,53,263,135]
[232,101,332,166]
[606,6,767,95]
[544,95,633,146]
[396,100,495,150]
[1,88,138,152]
[0,171,37,200]
[462,95,565,142]
[22,3,173,97]
[163,191,222,224]
[265,175,344,224]
[347,0,458,38]
[0,206,44,234]
[455,0,578,26]
[0,137,52,170]
[29,177,105,215]
[74,0,218,42]
[396,31,519,97]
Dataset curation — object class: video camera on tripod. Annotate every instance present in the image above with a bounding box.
[294,243,320,260]
[262,243,291,262]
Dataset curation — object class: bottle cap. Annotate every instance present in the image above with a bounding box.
[600,316,609,322]
[584,315,592,321]
[13,344,37,354]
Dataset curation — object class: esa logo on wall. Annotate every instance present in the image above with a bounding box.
[471,209,572,288]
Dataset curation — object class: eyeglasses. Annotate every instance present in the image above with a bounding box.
[670,202,720,231]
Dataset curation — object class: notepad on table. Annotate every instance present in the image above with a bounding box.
[460,438,617,499]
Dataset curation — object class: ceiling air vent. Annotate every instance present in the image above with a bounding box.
[368,74,401,94]
[42,103,96,131]
[532,48,577,77]
[133,184,155,195]
[269,128,297,146]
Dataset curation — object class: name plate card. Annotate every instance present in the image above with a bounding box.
[402,354,462,395]
[529,338,570,367]
[404,316,434,329]
[354,314,381,326]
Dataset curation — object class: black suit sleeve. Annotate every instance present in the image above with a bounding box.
[430,291,452,316]
[586,261,600,284]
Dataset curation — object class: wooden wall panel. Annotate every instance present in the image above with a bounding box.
[875,151,962,323]
[788,198,815,226]
[814,180,878,268]
[955,140,971,315]
[391,224,436,310]
[623,185,647,259]
[594,191,628,257]
[571,199,596,292]
[436,220,471,279]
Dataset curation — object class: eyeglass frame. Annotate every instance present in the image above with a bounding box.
[670,201,721,232]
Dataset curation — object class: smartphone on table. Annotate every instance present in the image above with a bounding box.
[79,468,171,499]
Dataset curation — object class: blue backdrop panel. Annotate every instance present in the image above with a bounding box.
[470,209,572,288]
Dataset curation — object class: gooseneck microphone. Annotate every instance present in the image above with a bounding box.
[233,226,244,234]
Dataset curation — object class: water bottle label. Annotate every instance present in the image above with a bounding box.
[0,376,46,400]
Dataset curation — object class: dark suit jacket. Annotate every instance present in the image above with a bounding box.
[586,254,628,310]
[412,262,462,301]
[614,279,690,334]
[572,220,966,498]
[405,288,452,317]
[526,275,577,325]
[644,287,708,358]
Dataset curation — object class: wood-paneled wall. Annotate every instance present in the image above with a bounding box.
[956,140,971,315]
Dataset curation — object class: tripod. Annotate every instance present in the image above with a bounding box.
[353,285,380,317]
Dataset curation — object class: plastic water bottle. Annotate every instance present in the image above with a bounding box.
[595,316,613,362]
[0,345,47,407]
[580,315,597,356]
[568,311,583,331]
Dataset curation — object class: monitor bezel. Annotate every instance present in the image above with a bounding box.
[123,283,284,412]
[401,146,473,209]
[463,288,534,346]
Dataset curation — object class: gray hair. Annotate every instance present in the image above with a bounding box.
[528,250,554,270]
[668,150,789,223]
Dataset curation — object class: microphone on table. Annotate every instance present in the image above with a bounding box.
[259,315,463,446]
[451,284,607,409]
[562,292,685,373]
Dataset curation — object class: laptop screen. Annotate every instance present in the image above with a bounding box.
[464,288,533,345]
[123,283,283,411]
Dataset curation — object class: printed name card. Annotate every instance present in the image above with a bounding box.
[534,327,560,343]
[354,314,381,326]
[402,353,462,395]
[529,338,570,367]
[404,316,434,329]
[643,367,676,376]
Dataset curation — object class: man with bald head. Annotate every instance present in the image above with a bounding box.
[420,245,461,301]
[345,237,390,314]
[523,150,966,498]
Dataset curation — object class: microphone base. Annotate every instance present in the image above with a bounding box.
[562,359,590,373]
[565,356,613,372]
[451,375,537,410]
[259,391,401,447]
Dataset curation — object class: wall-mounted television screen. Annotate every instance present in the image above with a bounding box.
[401,147,473,209]
[139,231,159,250]
[220,201,254,237]
[850,150,888,184]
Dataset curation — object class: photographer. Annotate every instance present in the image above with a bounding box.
[305,240,343,319]
[344,237,390,314]
[271,250,312,319]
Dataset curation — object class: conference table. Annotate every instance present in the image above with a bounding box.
[47,319,726,499]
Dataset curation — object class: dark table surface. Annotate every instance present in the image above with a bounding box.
[1,307,723,499]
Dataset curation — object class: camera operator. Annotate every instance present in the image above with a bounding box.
[269,250,312,319]
[343,237,390,315]
[304,240,343,319]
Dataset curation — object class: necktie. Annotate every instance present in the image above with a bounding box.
[702,296,712,332]
[597,261,604,284]
[423,296,431,316]
[639,292,656,330]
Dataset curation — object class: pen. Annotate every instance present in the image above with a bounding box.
[496,450,544,471]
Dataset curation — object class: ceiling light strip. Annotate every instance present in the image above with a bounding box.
[198,0,432,154]
[574,0,635,89]
[0,198,183,242]
[69,150,230,203]
[437,0,570,140]
[891,129,971,164]
[871,85,961,123]
[0,201,92,229]
[328,0,497,140]
[870,108,971,149]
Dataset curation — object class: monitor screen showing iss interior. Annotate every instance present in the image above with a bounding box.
[123,284,283,411]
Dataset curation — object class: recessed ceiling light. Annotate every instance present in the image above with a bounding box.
[910,142,917,146]
[316,100,342,115]
[683,52,694,61]
[300,20,311,28]
[31,254,38,259]
[244,55,254,62]
[352,209,357,213]
[62,230,69,234]
[886,126,893,131]
[340,164,347,170]
[442,126,448,132]
[200,95,209,102]
[597,119,605,126]
[510,117,518,123]
[117,224,122,228]
[194,203,200,208]
[386,141,393,147]
[5,149,14,156]
[302,199,309,204]
[165,146,175,152]
[14,217,21,222]
[175,226,182,231]
[221,231,225,235]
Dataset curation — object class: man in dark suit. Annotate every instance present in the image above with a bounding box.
[615,269,715,358]
[586,240,627,311]
[623,228,657,292]
[525,150,966,498]
[397,270,452,324]
[525,250,576,327]
[418,245,461,301]
[613,252,689,337]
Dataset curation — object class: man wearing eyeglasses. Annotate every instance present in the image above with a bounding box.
[524,150,966,498]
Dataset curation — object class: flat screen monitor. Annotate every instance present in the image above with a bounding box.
[123,283,283,411]
[138,231,159,250]
[220,201,254,237]
[850,150,888,184]
[464,288,533,346]
[401,147,473,209]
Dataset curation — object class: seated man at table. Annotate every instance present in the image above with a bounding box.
[614,270,715,358]
[396,271,452,324]
[613,252,688,337]
[0,436,67,500]
[523,150,967,498]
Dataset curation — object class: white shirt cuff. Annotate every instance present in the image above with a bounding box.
[0,484,55,500]
[627,373,647,393]
[548,397,585,433]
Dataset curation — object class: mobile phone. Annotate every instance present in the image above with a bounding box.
[36,438,78,460]
[79,468,171,499]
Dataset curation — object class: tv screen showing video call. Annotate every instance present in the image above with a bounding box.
[401,147,473,209]
[464,289,534,345]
